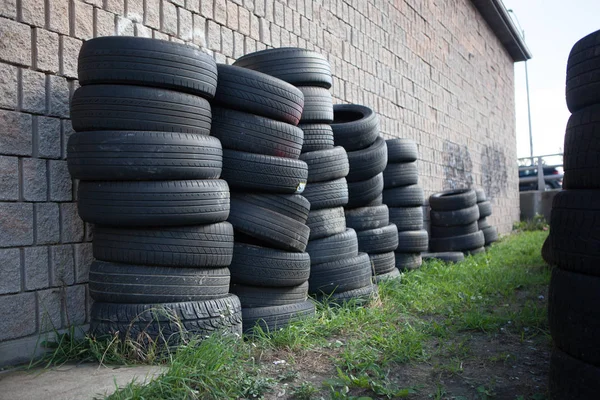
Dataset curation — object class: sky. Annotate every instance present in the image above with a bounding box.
[500,0,600,160]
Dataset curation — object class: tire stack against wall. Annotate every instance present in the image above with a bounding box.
[428,189,486,256]
[381,139,428,273]
[234,49,376,303]
[548,28,600,399]
[67,37,242,341]
[209,63,315,334]
[475,189,498,248]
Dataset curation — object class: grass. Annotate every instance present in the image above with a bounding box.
[38,230,550,399]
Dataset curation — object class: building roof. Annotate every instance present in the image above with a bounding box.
[471,0,532,62]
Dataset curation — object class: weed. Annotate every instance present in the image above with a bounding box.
[290,381,320,400]
[513,214,548,232]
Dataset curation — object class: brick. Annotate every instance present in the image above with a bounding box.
[245,36,256,54]
[170,0,184,6]
[21,69,46,114]
[238,7,250,35]
[233,31,244,59]
[270,24,280,47]
[72,1,94,40]
[116,16,135,36]
[145,0,160,29]
[0,18,31,66]
[170,37,184,44]
[178,7,193,41]
[243,0,254,12]
[135,23,153,38]
[0,203,33,247]
[24,246,49,290]
[50,244,74,286]
[48,0,70,35]
[214,52,226,64]
[259,18,271,45]
[254,0,265,17]
[49,160,72,201]
[65,285,86,326]
[250,14,259,40]
[20,0,44,27]
[161,1,177,35]
[214,0,226,24]
[61,36,82,79]
[0,292,36,340]
[265,0,273,20]
[60,203,84,243]
[83,0,102,5]
[192,14,206,47]
[227,2,238,30]
[37,116,62,159]
[200,0,213,19]
[274,2,284,26]
[0,155,18,200]
[95,8,115,37]
[74,243,92,283]
[84,222,93,241]
[61,119,74,159]
[186,0,200,13]
[0,64,17,109]
[127,0,144,22]
[0,0,16,19]
[48,75,70,118]
[35,203,60,245]
[0,248,20,295]
[153,30,169,40]
[221,27,233,57]
[0,110,32,156]
[207,20,220,51]
[105,0,124,14]
[37,288,62,332]
[22,157,47,201]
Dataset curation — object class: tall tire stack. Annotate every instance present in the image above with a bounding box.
[475,189,498,248]
[209,63,316,334]
[67,37,242,341]
[428,189,485,256]
[234,49,376,303]
[548,29,600,399]
[381,139,428,274]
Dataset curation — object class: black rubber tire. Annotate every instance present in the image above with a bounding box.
[344,205,389,231]
[331,104,380,151]
[229,243,310,287]
[298,86,333,123]
[364,194,383,206]
[309,253,373,295]
[566,29,600,113]
[231,282,308,308]
[549,346,600,400]
[347,173,384,208]
[356,224,399,254]
[422,252,465,263]
[396,230,429,253]
[213,64,304,125]
[429,189,477,211]
[429,231,485,252]
[299,146,349,183]
[478,217,490,230]
[70,85,212,134]
[299,124,334,152]
[67,131,222,181]
[369,252,396,275]
[478,201,492,218]
[563,104,600,189]
[228,197,309,252]
[89,261,230,303]
[549,267,600,366]
[319,283,378,304]
[482,226,498,244]
[78,180,230,227]
[242,300,315,334]
[382,185,424,207]
[430,205,480,226]
[465,247,486,256]
[388,206,423,231]
[233,48,332,88]
[91,295,242,341]
[346,136,388,182]
[78,36,218,99]
[211,107,304,159]
[374,268,401,282]
[230,192,310,224]
[306,207,346,240]
[221,150,308,194]
[306,228,358,265]
[301,178,348,210]
[93,223,234,267]
[394,252,422,271]
[430,221,479,238]
[475,188,487,203]
[386,138,418,163]
[382,162,419,189]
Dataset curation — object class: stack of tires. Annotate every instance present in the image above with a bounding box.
[428,189,486,256]
[548,29,600,399]
[208,63,315,333]
[67,37,242,341]
[475,189,498,248]
[382,139,428,273]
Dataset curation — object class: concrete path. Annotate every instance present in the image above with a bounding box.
[0,363,165,400]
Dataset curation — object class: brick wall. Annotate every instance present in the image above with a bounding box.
[0,0,519,365]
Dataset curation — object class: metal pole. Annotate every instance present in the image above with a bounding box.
[524,53,533,159]
[537,156,545,191]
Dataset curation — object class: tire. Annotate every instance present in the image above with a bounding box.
[430,222,479,238]
[230,192,310,224]
[347,173,384,208]
[549,347,600,400]
[70,85,211,134]
[221,150,308,194]
[229,243,310,287]
[382,162,419,189]
[478,217,490,230]
[422,252,465,263]
[374,268,401,282]
[566,29,600,113]
[388,206,423,231]
[382,185,424,207]
[345,205,390,231]
[242,301,315,334]
[306,207,346,240]
[396,230,429,253]
[549,268,600,366]
[346,136,388,182]
[394,252,422,271]
[482,226,498,244]
[231,282,308,307]
[299,124,334,152]
[364,194,383,206]
[386,138,417,163]
[299,146,349,183]
[233,48,332,88]
[298,86,333,123]
[430,205,480,227]
[67,131,222,181]
[429,189,477,211]
[478,201,492,218]
[475,188,487,203]
[89,261,230,303]
[369,252,396,275]
[228,197,310,252]
[308,253,373,295]
[331,104,380,151]
[563,105,600,189]
[78,36,218,99]
[320,283,378,304]
[93,223,234,267]
[465,247,486,256]
[211,107,303,159]
[213,64,304,125]
[356,224,399,253]
[302,178,348,210]
[90,295,242,340]
[306,228,358,265]
[78,180,230,227]
[429,230,485,252]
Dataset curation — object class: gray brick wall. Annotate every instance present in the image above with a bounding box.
[0,0,519,364]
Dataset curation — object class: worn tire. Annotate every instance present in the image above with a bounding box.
[298,86,333,123]
[430,205,480,226]
[396,230,429,253]
[346,136,388,182]
[566,29,600,113]
[465,247,486,256]
[320,283,378,304]
[331,104,379,151]
[549,347,600,400]
[347,173,384,208]
[374,268,401,282]
[302,178,348,210]
[299,146,349,183]
[230,192,309,224]
[429,189,477,211]
[422,252,465,263]
[429,231,485,252]
[231,282,308,307]
[242,301,315,334]
[475,188,487,202]
[482,226,498,244]
[345,205,390,231]
[356,224,399,254]
[309,253,373,295]
[306,207,346,240]
[386,138,418,163]
[430,222,479,238]
[563,104,600,189]
[478,201,492,218]
[382,162,419,188]
[383,185,424,207]
[299,124,334,152]
[394,252,422,271]
[388,206,423,231]
[478,217,491,230]
[306,228,358,265]
[369,252,396,275]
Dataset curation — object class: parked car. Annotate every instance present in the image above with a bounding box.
[519,166,563,191]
